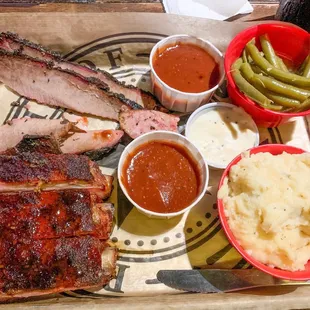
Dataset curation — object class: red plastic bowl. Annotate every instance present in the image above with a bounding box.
[225,23,310,128]
[217,144,310,280]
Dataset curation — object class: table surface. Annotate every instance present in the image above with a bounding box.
[0,0,279,22]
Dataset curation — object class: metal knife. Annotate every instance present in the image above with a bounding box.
[156,269,310,293]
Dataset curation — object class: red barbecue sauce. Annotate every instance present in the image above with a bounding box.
[92,130,112,141]
[122,141,200,213]
[153,43,220,93]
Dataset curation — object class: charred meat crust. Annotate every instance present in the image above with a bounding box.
[0,130,116,297]
[0,237,116,295]
[0,31,63,61]
[3,135,63,155]
[0,152,113,200]
[88,68,165,111]
[83,145,117,161]
[0,190,114,240]
[0,50,143,120]
[0,152,93,183]
[74,75,143,111]
[0,32,163,111]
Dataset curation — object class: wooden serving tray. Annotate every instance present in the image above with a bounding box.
[0,12,309,309]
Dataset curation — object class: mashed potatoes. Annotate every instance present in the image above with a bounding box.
[218,152,310,271]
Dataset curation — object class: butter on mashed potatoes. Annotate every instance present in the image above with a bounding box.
[218,152,310,271]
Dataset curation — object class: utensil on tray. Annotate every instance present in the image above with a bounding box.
[157,269,310,293]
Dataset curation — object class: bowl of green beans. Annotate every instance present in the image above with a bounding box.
[225,23,310,127]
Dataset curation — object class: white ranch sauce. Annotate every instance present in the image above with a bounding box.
[187,106,257,167]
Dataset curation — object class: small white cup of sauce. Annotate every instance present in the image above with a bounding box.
[118,131,209,219]
[149,34,225,113]
[185,102,260,170]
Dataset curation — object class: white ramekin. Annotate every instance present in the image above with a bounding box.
[185,102,260,170]
[117,131,209,219]
[149,34,225,113]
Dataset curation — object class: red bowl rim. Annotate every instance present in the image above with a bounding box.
[224,23,310,118]
[217,144,310,280]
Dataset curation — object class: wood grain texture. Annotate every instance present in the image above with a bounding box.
[226,4,278,22]
[0,2,163,11]
[250,0,279,3]
[0,285,310,310]
[0,0,161,2]
[0,1,279,19]
[0,0,278,3]
[95,0,161,2]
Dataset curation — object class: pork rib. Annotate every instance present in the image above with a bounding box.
[119,110,179,139]
[0,190,114,240]
[0,50,142,121]
[0,31,164,111]
[0,152,113,198]
[0,237,117,298]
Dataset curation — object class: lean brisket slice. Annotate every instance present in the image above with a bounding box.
[0,118,124,158]
[0,32,164,111]
[119,110,179,138]
[0,50,142,121]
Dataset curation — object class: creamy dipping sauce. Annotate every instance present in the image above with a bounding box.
[187,106,258,167]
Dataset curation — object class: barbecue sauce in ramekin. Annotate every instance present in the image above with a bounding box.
[121,141,200,213]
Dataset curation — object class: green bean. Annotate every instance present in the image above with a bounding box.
[252,74,310,102]
[302,55,310,78]
[246,43,310,88]
[248,38,256,46]
[250,63,267,75]
[240,63,300,109]
[239,63,255,81]
[231,58,279,110]
[295,98,310,112]
[259,34,279,68]
[276,57,289,72]
[247,54,253,63]
[259,34,289,73]
[232,57,243,70]
[298,55,309,75]
[244,39,255,63]
[267,94,300,108]
[242,49,248,63]
[253,84,300,108]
